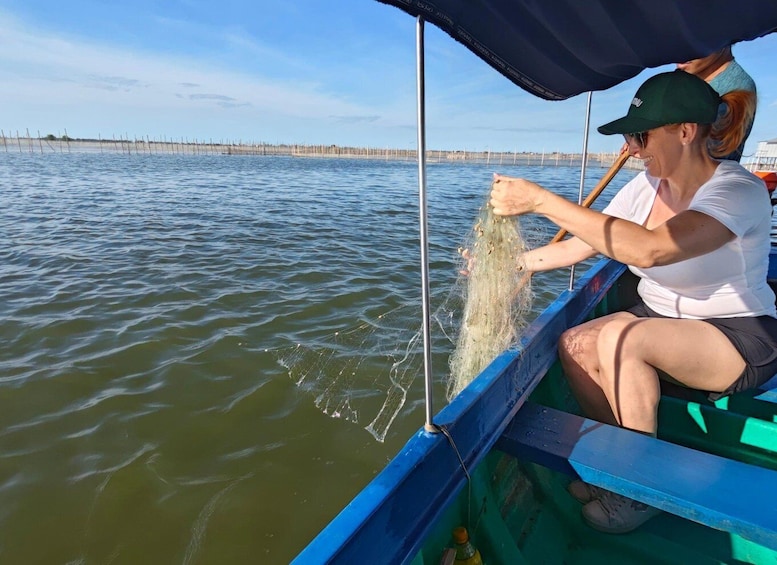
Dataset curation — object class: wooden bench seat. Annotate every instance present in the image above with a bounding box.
[495,401,777,550]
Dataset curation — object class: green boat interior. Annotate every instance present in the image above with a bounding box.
[410,269,777,564]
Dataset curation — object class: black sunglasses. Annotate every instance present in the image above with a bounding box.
[623,131,648,148]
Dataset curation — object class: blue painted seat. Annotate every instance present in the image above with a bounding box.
[758,373,777,395]
[496,401,777,550]
[756,388,777,404]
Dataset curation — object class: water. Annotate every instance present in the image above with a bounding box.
[0,152,636,563]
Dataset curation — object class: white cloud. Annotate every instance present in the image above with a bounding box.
[1,5,774,153]
[0,11,396,140]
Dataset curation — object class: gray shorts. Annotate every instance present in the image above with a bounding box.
[627,301,777,400]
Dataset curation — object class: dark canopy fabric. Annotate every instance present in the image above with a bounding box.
[377,0,777,100]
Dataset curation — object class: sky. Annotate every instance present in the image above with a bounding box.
[1,0,776,156]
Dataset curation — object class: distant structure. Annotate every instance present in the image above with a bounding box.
[752,138,777,169]
[0,132,642,170]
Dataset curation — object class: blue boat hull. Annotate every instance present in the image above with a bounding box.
[294,252,777,563]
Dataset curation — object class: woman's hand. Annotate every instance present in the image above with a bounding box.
[490,173,547,216]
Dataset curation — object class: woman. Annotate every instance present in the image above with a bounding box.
[490,70,777,534]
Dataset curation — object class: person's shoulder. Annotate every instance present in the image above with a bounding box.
[714,160,770,193]
[715,159,753,178]
[717,159,754,174]
[711,60,756,94]
[729,59,756,89]
[694,162,770,220]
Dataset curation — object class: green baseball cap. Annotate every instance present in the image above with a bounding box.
[598,70,722,135]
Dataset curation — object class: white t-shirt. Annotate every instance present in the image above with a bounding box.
[602,160,775,318]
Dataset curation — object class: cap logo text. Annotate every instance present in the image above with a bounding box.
[631,97,643,107]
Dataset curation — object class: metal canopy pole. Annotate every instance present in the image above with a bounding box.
[415,16,437,433]
[568,91,593,291]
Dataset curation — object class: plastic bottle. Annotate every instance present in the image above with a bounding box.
[452,526,483,565]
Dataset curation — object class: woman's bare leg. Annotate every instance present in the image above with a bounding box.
[558,312,637,425]
[595,316,745,434]
[560,313,745,434]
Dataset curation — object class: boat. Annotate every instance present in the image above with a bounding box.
[754,171,777,205]
[294,2,777,563]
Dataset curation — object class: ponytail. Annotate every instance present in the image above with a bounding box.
[709,89,757,158]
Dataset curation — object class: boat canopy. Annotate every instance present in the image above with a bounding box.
[377,0,777,100]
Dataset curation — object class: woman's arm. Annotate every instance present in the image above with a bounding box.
[523,236,598,272]
[491,175,734,268]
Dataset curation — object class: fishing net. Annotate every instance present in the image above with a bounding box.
[274,302,428,442]
[447,191,533,399]
[274,182,533,441]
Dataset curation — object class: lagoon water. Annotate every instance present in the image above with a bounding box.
[1,151,638,563]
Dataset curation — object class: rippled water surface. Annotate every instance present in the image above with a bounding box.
[1,152,638,563]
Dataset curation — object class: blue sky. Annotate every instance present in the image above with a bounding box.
[1,0,776,155]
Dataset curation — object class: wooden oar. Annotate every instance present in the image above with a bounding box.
[550,149,631,243]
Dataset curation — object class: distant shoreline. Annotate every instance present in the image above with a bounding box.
[3,136,770,172]
[2,136,647,170]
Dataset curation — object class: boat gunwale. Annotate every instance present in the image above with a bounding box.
[292,257,627,563]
